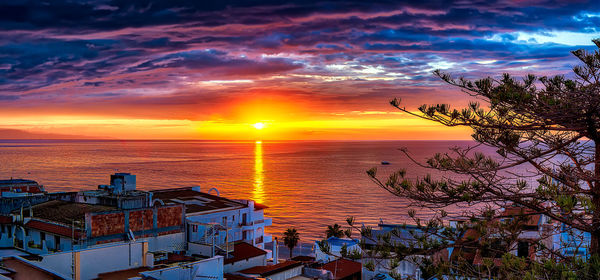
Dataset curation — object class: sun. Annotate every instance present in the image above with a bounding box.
[253,122,265,130]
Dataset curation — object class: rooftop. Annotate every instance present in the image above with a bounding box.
[155,252,198,265]
[151,188,246,214]
[0,216,11,224]
[253,202,268,210]
[0,179,44,193]
[239,260,303,277]
[0,179,38,186]
[96,266,171,280]
[224,242,267,265]
[500,207,542,227]
[363,224,434,248]
[15,200,116,226]
[25,220,84,239]
[325,237,359,248]
[1,256,66,279]
[320,259,362,280]
[224,273,255,280]
[291,255,316,264]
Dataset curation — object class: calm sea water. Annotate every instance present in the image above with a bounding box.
[0,140,483,240]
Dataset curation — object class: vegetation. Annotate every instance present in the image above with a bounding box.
[356,40,600,279]
[326,223,345,238]
[283,227,299,259]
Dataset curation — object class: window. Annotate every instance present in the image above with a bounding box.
[242,213,247,225]
[192,225,198,232]
[518,241,529,258]
[222,216,227,225]
[232,215,235,222]
[55,236,61,250]
[40,232,45,242]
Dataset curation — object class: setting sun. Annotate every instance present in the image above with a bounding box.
[253,122,265,130]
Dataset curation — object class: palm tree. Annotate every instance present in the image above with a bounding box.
[326,223,344,238]
[283,228,299,259]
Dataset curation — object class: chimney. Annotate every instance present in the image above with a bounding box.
[273,237,278,265]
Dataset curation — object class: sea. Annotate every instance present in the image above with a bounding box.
[0,140,489,241]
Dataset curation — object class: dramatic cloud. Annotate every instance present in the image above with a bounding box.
[0,0,598,139]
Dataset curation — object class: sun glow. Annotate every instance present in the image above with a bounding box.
[253,122,265,130]
[253,140,265,204]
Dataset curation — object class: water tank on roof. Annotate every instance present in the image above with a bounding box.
[109,173,136,194]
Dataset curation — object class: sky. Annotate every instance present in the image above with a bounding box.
[0,1,599,140]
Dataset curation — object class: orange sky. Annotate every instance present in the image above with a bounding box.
[1,2,594,140]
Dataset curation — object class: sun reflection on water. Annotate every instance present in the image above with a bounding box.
[253,140,265,204]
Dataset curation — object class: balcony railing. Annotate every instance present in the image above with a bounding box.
[239,219,267,227]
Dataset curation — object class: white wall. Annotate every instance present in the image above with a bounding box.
[35,251,72,277]
[79,242,144,280]
[223,254,267,273]
[267,265,303,280]
[188,242,212,256]
[35,241,148,280]
[139,232,185,252]
[139,255,224,280]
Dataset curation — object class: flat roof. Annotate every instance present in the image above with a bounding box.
[325,237,359,247]
[151,188,246,214]
[0,249,29,259]
[96,266,154,280]
[1,256,66,279]
[0,179,38,185]
[15,200,116,225]
[239,260,303,277]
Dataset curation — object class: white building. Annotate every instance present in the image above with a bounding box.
[314,237,361,263]
[151,187,273,252]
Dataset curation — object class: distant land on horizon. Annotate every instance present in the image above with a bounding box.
[0,129,105,140]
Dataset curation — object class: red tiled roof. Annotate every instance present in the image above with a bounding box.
[224,242,267,265]
[500,207,541,227]
[253,202,268,210]
[25,220,83,239]
[239,260,303,277]
[291,255,316,263]
[321,259,362,280]
[96,267,152,280]
[0,215,12,224]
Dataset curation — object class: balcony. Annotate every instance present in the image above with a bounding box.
[263,233,273,244]
[239,218,273,230]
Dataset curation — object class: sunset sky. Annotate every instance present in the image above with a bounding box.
[1,1,599,140]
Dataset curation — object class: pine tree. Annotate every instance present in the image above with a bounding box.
[361,40,600,278]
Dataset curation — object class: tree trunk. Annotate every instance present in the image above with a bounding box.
[289,246,293,259]
[591,142,600,256]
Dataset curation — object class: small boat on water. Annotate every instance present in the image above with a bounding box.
[381,161,390,165]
